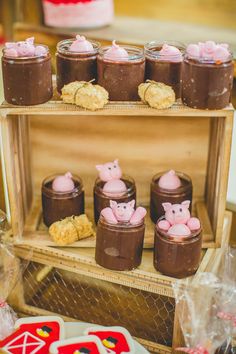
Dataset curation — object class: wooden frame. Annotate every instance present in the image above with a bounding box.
[8,212,232,353]
[0,100,234,249]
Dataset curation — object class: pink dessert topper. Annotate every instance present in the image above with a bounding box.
[157,200,200,236]
[0,316,64,354]
[84,326,135,354]
[69,35,94,52]
[52,172,75,192]
[159,44,182,62]
[101,200,147,225]
[96,160,127,196]
[158,170,181,190]
[5,37,47,58]
[186,41,230,62]
[104,40,129,61]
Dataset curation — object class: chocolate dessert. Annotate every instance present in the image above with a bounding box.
[42,174,85,227]
[182,41,234,109]
[2,39,52,105]
[145,41,185,98]
[97,41,145,101]
[56,36,100,93]
[95,217,145,271]
[150,171,193,224]
[94,176,136,224]
[154,222,202,278]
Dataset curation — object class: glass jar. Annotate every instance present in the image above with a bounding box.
[95,216,145,271]
[97,45,145,101]
[42,174,85,227]
[145,41,185,99]
[56,39,100,93]
[182,53,234,109]
[150,171,192,224]
[154,219,202,278]
[2,46,52,105]
[93,175,136,224]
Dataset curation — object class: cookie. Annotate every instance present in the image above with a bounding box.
[84,327,135,354]
[0,316,64,354]
[50,335,107,354]
[138,81,175,109]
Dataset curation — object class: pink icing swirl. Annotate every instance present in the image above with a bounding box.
[187,41,231,63]
[158,170,181,190]
[69,35,94,52]
[4,37,47,58]
[159,44,183,62]
[104,40,129,61]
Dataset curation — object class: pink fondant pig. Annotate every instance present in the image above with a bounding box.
[5,37,47,58]
[158,200,200,236]
[96,160,127,196]
[52,172,75,192]
[101,200,147,225]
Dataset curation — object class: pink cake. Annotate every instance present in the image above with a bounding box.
[42,0,114,28]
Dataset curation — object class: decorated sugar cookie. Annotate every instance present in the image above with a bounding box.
[50,335,107,354]
[0,316,64,354]
[84,327,135,354]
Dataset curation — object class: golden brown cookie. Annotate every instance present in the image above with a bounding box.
[61,81,109,111]
[138,81,175,109]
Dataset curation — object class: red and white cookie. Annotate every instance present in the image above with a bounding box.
[50,335,108,354]
[84,327,135,354]
[0,316,65,354]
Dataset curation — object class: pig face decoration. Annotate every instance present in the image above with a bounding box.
[96,160,127,196]
[157,200,201,236]
[101,200,147,225]
[96,160,122,182]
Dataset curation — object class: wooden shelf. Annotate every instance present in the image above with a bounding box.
[20,196,214,249]
[0,100,234,118]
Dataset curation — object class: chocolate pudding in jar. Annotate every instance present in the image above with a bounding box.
[42,172,85,227]
[56,35,100,93]
[97,41,145,101]
[154,217,202,278]
[150,170,192,224]
[2,37,52,105]
[94,176,136,224]
[182,41,234,109]
[96,216,145,271]
[145,41,185,98]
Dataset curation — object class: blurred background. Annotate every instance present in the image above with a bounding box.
[0,0,235,244]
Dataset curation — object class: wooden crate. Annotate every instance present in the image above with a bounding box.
[0,99,234,248]
[8,212,232,353]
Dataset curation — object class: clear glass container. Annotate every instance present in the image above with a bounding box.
[182,52,234,109]
[97,45,145,101]
[56,39,100,93]
[96,216,145,271]
[150,171,193,224]
[42,173,84,227]
[93,174,136,224]
[154,218,202,278]
[2,45,52,105]
[145,40,185,98]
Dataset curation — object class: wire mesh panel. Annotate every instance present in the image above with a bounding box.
[22,261,175,346]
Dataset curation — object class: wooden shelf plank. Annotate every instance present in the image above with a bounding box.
[0,100,234,118]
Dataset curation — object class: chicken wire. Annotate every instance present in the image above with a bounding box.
[22,261,175,346]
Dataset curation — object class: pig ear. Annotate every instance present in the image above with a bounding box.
[162,202,172,211]
[26,37,34,44]
[110,200,117,209]
[181,200,190,209]
[95,164,103,172]
[128,200,135,208]
[114,159,119,165]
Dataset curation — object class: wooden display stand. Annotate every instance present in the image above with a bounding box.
[0,96,234,352]
[8,212,232,353]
